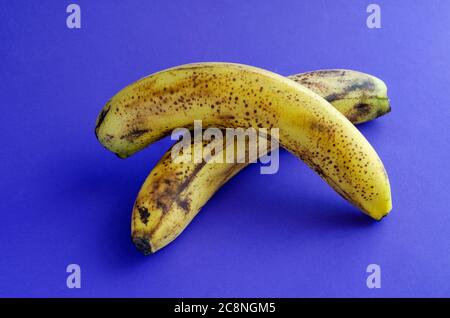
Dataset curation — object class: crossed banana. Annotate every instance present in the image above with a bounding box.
[95,63,392,254]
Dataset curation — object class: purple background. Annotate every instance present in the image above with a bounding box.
[1,0,449,297]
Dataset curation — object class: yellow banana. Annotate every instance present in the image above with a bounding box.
[95,63,392,254]
[130,69,391,254]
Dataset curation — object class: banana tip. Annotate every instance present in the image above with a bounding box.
[374,209,391,221]
[386,98,392,113]
[133,237,154,255]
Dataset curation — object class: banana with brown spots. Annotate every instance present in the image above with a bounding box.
[129,69,391,254]
[94,63,392,254]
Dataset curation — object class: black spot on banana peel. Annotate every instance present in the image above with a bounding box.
[112,65,393,254]
[137,206,150,225]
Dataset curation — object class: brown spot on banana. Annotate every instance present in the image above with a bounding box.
[121,128,150,141]
[347,103,372,123]
[137,206,150,225]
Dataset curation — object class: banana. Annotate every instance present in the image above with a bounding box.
[289,69,390,124]
[95,62,392,253]
[130,69,391,254]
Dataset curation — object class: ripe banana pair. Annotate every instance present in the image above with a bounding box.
[95,63,392,254]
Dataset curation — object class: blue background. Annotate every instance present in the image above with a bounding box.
[1,0,449,297]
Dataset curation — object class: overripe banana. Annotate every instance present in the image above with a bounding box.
[130,69,391,254]
[95,63,392,254]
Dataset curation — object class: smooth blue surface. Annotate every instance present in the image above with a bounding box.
[1,0,449,297]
